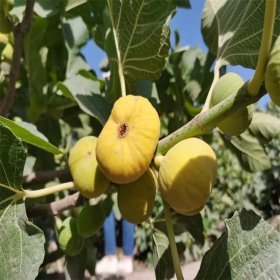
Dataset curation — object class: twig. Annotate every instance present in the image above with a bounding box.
[0,0,35,116]
[23,169,71,185]
[26,192,82,218]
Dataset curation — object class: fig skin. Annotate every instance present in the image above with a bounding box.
[58,217,84,256]
[265,36,280,106]
[96,95,160,184]
[158,138,217,216]
[210,72,253,135]
[77,203,106,238]
[117,168,157,224]
[68,136,110,199]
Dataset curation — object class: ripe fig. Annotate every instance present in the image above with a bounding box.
[117,168,157,224]
[58,217,84,256]
[265,36,280,106]
[210,72,253,135]
[68,136,110,199]
[158,138,217,216]
[77,203,106,238]
[96,95,160,184]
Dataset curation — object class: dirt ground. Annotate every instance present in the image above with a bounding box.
[93,260,202,280]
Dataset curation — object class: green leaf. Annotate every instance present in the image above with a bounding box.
[0,124,45,280]
[249,112,280,142]
[34,0,62,17]
[24,16,48,122]
[106,0,176,100]
[0,117,62,155]
[57,75,112,125]
[195,209,280,280]
[62,16,89,77]
[65,0,87,12]
[226,130,271,172]
[152,228,175,280]
[202,0,280,68]
[173,213,205,246]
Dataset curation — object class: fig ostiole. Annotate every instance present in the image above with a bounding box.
[117,168,157,224]
[158,138,217,216]
[96,95,160,184]
[210,72,253,135]
[68,136,110,199]
[265,36,280,106]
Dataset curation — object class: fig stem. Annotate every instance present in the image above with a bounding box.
[24,181,75,199]
[107,0,126,98]
[201,61,220,113]
[163,200,184,280]
[247,0,276,95]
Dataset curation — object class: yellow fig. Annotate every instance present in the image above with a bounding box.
[158,138,217,216]
[96,95,160,184]
[68,136,110,199]
[117,168,157,224]
[2,42,13,61]
[58,217,84,256]
[210,72,253,135]
[265,36,280,106]
[77,203,106,238]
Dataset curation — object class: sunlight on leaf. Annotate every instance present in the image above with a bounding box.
[106,0,176,100]
[202,0,280,68]
[195,209,280,280]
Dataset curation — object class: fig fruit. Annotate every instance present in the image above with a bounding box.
[117,168,157,224]
[68,136,110,199]
[58,217,84,256]
[96,95,160,184]
[158,138,217,216]
[77,203,106,238]
[265,36,280,106]
[210,72,253,135]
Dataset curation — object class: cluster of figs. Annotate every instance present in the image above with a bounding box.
[58,36,280,256]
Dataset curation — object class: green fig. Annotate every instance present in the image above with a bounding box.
[265,36,280,106]
[210,72,253,135]
[58,217,84,256]
[77,203,106,238]
[68,136,110,199]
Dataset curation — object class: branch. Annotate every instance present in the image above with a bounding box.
[0,0,35,117]
[157,83,266,155]
[26,192,83,218]
[23,168,71,185]
[247,0,276,95]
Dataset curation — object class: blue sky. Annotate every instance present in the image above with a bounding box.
[82,0,269,108]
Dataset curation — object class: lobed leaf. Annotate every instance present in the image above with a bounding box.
[202,0,280,68]
[195,209,280,280]
[0,124,45,280]
[106,0,176,100]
